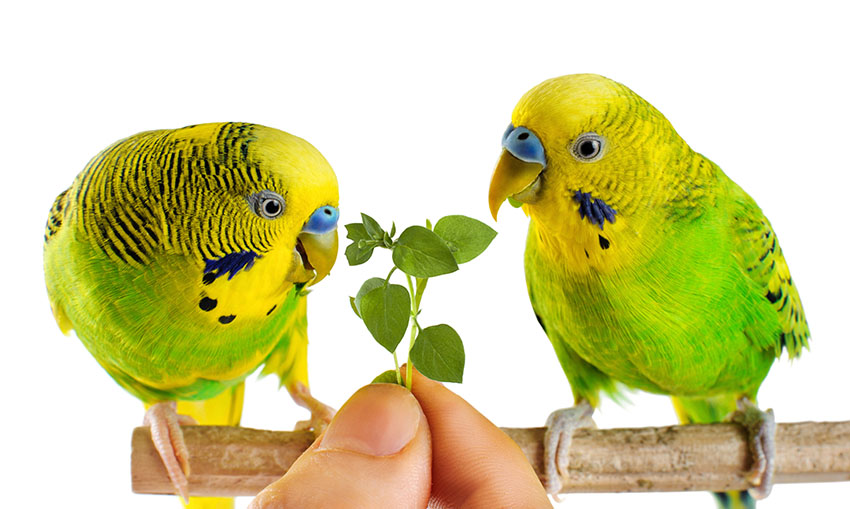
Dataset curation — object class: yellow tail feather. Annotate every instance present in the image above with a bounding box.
[176,382,245,427]
[672,395,756,509]
[174,383,246,509]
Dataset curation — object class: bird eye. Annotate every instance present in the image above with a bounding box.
[572,133,604,162]
[261,198,282,218]
[249,190,286,220]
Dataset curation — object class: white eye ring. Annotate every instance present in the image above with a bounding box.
[571,133,605,162]
[261,197,283,219]
[249,190,286,220]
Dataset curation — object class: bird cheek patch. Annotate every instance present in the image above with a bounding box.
[203,250,261,282]
[574,190,617,230]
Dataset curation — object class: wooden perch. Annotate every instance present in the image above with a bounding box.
[132,421,850,497]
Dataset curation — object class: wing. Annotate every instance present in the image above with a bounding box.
[44,188,74,334]
[729,185,809,358]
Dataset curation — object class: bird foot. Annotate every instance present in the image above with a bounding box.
[729,398,776,500]
[290,382,336,435]
[143,401,198,503]
[543,401,596,497]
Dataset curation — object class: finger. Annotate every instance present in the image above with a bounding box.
[250,383,431,509]
[406,368,551,508]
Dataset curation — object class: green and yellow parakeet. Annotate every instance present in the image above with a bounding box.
[43,122,340,508]
[488,75,809,508]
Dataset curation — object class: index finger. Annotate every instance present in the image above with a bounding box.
[406,368,551,508]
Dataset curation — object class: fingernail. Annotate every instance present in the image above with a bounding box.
[318,384,420,456]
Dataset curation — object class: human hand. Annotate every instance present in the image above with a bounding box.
[250,369,551,508]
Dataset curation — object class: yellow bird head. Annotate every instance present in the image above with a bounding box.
[179,123,341,289]
[488,74,689,224]
[101,122,341,297]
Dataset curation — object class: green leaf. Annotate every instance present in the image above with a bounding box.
[410,324,465,383]
[392,226,458,277]
[345,223,369,241]
[349,296,360,318]
[354,277,386,314]
[345,241,374,266]
[372,369,403,385]
[434,215,497,264]
[361,213,385,239]
[507,196,523,208]
[360,283,411,353]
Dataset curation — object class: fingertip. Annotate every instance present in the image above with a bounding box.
[405,366,551,508]
[318,383,421,456]
[251,383,432,508]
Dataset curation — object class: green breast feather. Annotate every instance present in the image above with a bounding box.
[526,160,808,402]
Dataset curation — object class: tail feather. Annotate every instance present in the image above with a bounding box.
[176,382,245,427]
[174,383,246,509]
[713,491,755,509]
[671,395,755,509]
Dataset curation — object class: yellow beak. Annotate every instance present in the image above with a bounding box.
[488,149,545,220]
[293,229,339,286]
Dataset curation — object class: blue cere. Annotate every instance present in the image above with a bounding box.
[302,205,340,234]
[502,124,547,167]
[502,123,516,145]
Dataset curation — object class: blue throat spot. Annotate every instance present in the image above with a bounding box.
[574,191,617,230]
[204,251,261,281]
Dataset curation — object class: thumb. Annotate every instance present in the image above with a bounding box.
[250,383,431,509]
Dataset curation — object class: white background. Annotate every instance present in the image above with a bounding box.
[2,1,848,507]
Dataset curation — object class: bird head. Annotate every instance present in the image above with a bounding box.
[488,74,689,225]
[241,125,340,288]
[163,123,340,295]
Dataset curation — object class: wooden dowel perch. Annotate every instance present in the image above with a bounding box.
[132,421,850,498]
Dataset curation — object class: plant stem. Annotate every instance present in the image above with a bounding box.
[387,265,403,386]
[392,350,401,385]
[414,277,427,309]
[405,273,422,390]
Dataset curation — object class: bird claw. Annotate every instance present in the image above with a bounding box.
[290,382,336,435]
[143,401,197,503]
[543,401,596,496]
[729,398,776,500]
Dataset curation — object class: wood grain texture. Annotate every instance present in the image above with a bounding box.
[131,421,850,497]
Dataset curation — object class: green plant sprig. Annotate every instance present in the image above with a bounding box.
[346,213,497,389]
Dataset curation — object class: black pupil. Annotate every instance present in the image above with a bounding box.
[580,140,599,158]
[264,199,281,216]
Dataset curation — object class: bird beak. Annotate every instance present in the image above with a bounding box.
[488,125,546,221]
[295,229,338,286]
[288,205,340,286]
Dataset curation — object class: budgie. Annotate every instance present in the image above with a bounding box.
[43,122,340,507]
[488,74,808,508]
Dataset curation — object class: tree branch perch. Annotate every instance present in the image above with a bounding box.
[131,421,850,497]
